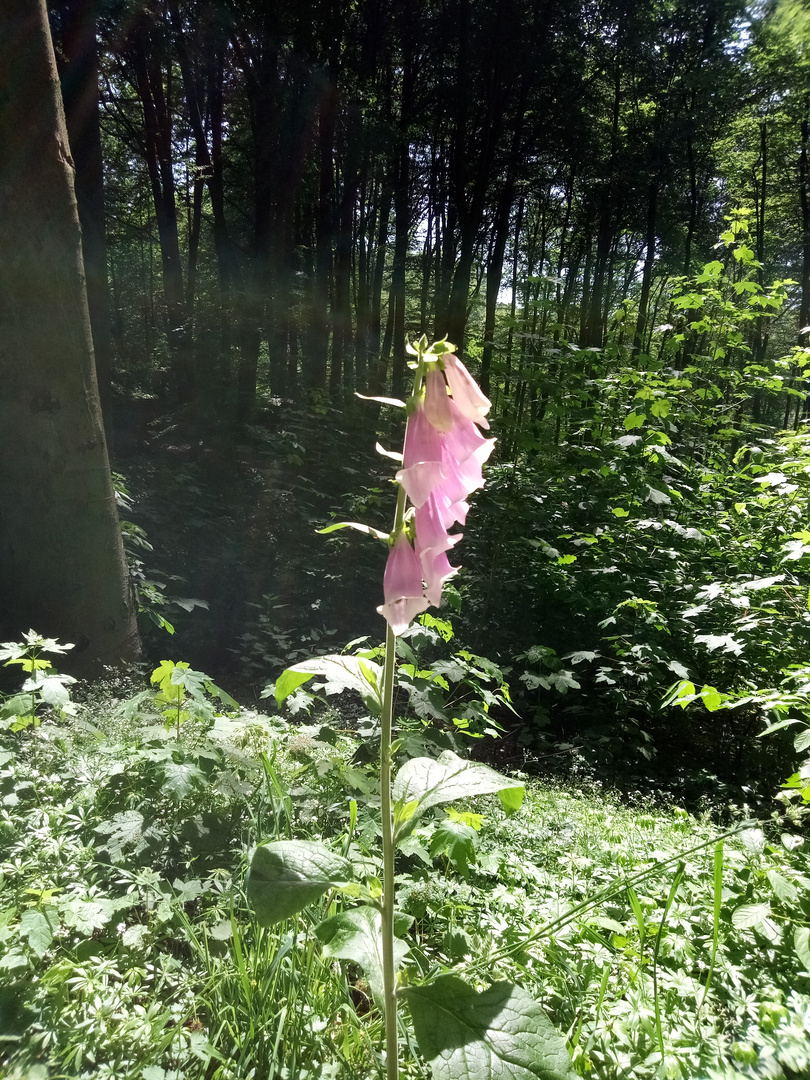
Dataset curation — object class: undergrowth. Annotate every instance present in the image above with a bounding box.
[0,650,809,1080]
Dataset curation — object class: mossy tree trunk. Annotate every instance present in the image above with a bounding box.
[0,0,140,672]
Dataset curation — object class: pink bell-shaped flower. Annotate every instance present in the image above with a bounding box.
[396,404,447,508]
[443,353,491,429]
[377,530,429,635]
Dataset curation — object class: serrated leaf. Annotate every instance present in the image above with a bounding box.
[767,870,798,903]
[731,901,770,929]
[161,761,205,801]
[122,924,149,948]
[430,819,479,878]
[393,751,524,833]
[0,950,28,972]
[403,976,577,1080]
[274,655,383,714]
[60,898,108,935]
[795,728,810,753]
[315,906,411,1004]
[247,841,352,926]
[94,810,145,860]
[701,686,723,712]
[795,926,810,970]
[695,633,744,656]
[20,908,56,959]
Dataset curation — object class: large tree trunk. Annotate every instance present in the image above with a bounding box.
[53,0,114,437]
[0,0,139,671]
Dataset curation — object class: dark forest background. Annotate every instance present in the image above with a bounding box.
[31,0,810,798]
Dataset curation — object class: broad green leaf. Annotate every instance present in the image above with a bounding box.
[274,655,383,713]
[795,927,810,970]
[161,761,205,801]
[767,870,798,904]
[758,718,799,737]
[315,906,411,1003]
[274,668,317,703]
[624,412,645,430]
[403,977,577,1080]
[795,728,810,753]
[0,950,28,972]
[430,819,479,878]
[701,686,723,712]
[392,751,524,833]
[731,902,770,929]
[20,908,56,959]
[589,915,627,936]
[247,841,352,926]
[60,898,108,935]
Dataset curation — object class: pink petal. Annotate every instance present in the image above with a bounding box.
[443,400,492,464]
[415,492,462,563]
[422,548,457,607]
[378,596,429,635]
[397,403,448,507]
[396,461,448,508]
[402,404,443,470]
[424,368,453,432]
[444,353,491,429]
[378,532,428,634]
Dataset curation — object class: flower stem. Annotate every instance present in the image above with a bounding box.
[380,479,408,1080]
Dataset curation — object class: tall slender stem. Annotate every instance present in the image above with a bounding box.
[380,480,407,1080]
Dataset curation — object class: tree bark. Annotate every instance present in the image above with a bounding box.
[53,0,114,437]
[0,0,139,670]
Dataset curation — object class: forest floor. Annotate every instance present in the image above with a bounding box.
[1,683,809,1080]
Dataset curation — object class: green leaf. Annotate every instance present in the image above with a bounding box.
[795,729,810,753]
[795,927,810,970]
[701,686,723,712]
[393,751,524,833]
[767,870,798,904]
[430,819,479,878]
[274,655,384,713]
[247,841,353,926]
[161,761,205,801]
[624,412,645,430]
[354,392,406,407]
[403,977,577,1080]
[20,908,56,959]
[759,718,799,737]
[317,521,390,541]
[731,902,770,929]
[315,905,411,1004]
